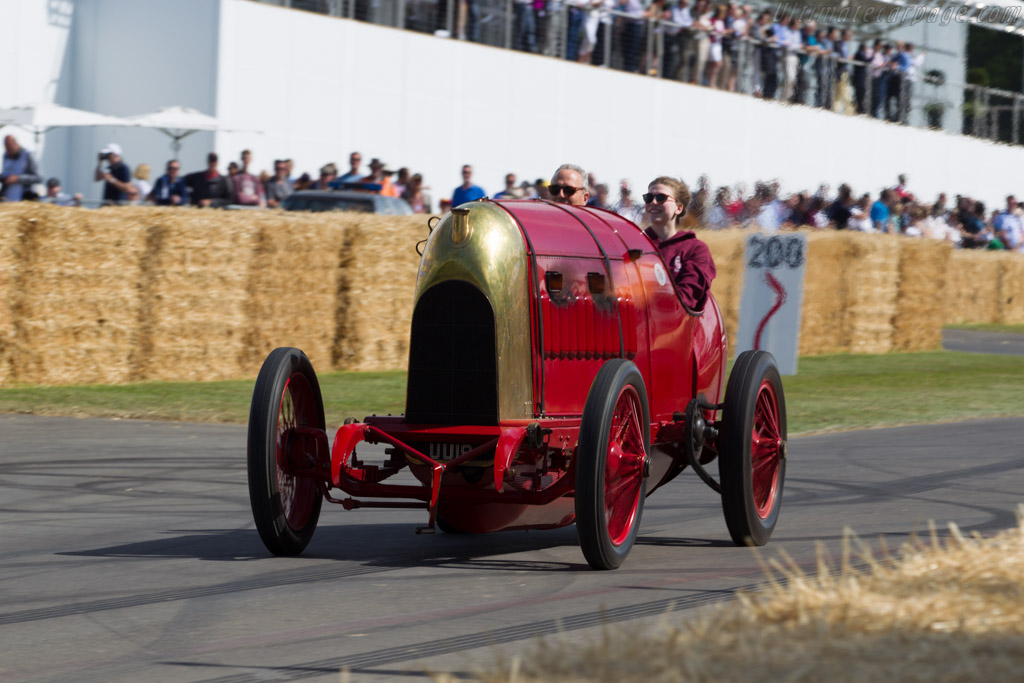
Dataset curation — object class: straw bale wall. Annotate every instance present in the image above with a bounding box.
[798,231,854,355]
[997,255,1024,324]
[0,202,1019,387]
[701,230,745,353]
[1,204,148,384]
[892,237,950,352]
[944,250,1001,324]
[0,209,20,385]
[332,216,425,372]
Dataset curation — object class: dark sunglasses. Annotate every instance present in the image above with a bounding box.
[643,192,674,204]
[550,185,583,197]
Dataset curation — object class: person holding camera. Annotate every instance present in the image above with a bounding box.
[93,143,132,203]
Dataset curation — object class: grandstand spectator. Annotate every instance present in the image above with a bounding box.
[240,149,254,174]
[394,167,411,198]
[230,159,266,207]
[133,164,153,204]
[871,42,892,118]
[566,0,588,62]
[294,173,313,191]
[265,159,293,208]
[93,142,133,204]
[705,3,727,88]
[828,184,853,229]
[613,180,644,222]
[994,196,1024,253]
[588,183,610,209]
[534,178,551,200]
[41,178,82,207]
[513,0,537,53]
[452,164,485,205]
[284,159,296,183]
[185,152,230,208]
[664,0,692,81]
[311,163,338,190]
[759,26,781,99]
[616,0,645,74]
[1,135,41,202]
[362,158,399,197]
[338,152,364,184]
[686,0,712,85]
[402,173,431,213]
[848,194,874,231]
[149,160,188,206]
[870,189,894,233]
[706,186,733,229]
[852,40,875,114]
[495,173,523,199]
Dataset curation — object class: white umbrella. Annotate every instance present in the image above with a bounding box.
[0,102,137,145]
[126,106,255,159]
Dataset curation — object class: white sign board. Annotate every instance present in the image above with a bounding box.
[735,233,807,375]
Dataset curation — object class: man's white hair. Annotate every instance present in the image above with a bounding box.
[552,163,587,185]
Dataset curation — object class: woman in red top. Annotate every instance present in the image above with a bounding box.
[642,176,717,312]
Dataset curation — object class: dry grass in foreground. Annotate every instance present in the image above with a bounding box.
[465,510,1024,683]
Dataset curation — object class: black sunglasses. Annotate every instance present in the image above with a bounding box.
[550,185,583,197]
[643,192,674,204]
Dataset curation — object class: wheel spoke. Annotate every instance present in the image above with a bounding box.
[603,386,645,546]
[276,373,317,531]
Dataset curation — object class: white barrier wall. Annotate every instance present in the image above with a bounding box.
[1,0,1022,208]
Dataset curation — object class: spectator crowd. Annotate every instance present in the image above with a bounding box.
[3,131,1021,253]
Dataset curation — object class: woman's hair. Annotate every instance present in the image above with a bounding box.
[649,176,692,222]
[134,163,150,181]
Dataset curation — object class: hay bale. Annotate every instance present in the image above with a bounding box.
[134,209,256,382]
[333,215,426,371]
[945,250,1001,324]
[5,204,147,385]
[892,237,951,351]
[799,231,852,355]
[0,206,22,384]
[845,232,901,354]
[701,229,745,356]
[241,211,348,375]
[997,254,1024,324]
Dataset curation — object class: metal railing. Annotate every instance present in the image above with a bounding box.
[257,0,1020,145]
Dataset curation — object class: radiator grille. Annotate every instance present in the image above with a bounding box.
[406,281,498,425]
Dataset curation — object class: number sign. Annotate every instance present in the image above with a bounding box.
[734,233,807,375]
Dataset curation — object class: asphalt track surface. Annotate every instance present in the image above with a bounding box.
[2,411,1024,683]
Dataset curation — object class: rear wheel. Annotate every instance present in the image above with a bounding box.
[719,350,787,546]
[575,360,650,570]
[248,347,325,556]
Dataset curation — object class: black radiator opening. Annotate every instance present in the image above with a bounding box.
[406,281,498,425]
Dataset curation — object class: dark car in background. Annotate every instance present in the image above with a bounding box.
[282,189,413,215]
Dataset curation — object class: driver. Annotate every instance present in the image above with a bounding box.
[549,164,590,206]
[643,176,716,312]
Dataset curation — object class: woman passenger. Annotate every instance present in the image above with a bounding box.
[643,176,717,312]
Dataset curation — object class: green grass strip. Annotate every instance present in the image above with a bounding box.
[0,351,1022,435]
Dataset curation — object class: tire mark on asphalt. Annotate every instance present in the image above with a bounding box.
[187,587,745,683]
[786,456,1024,503]
[0,563,394,626]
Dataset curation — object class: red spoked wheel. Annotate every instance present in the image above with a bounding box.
[575,360,650,570]
[719,350,787,546]
[248,347,325,556]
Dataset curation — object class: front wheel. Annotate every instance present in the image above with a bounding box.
[248,347,325,556]
[719,350,787,547]
[575,360,651,570]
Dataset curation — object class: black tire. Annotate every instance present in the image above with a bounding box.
[575,359,651,570]
[248,347,325,556]
[719,350,787,547]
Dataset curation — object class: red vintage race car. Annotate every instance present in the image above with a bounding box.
[247,199,787,570]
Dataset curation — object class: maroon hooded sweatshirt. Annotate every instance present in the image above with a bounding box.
[644,227,717,311]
